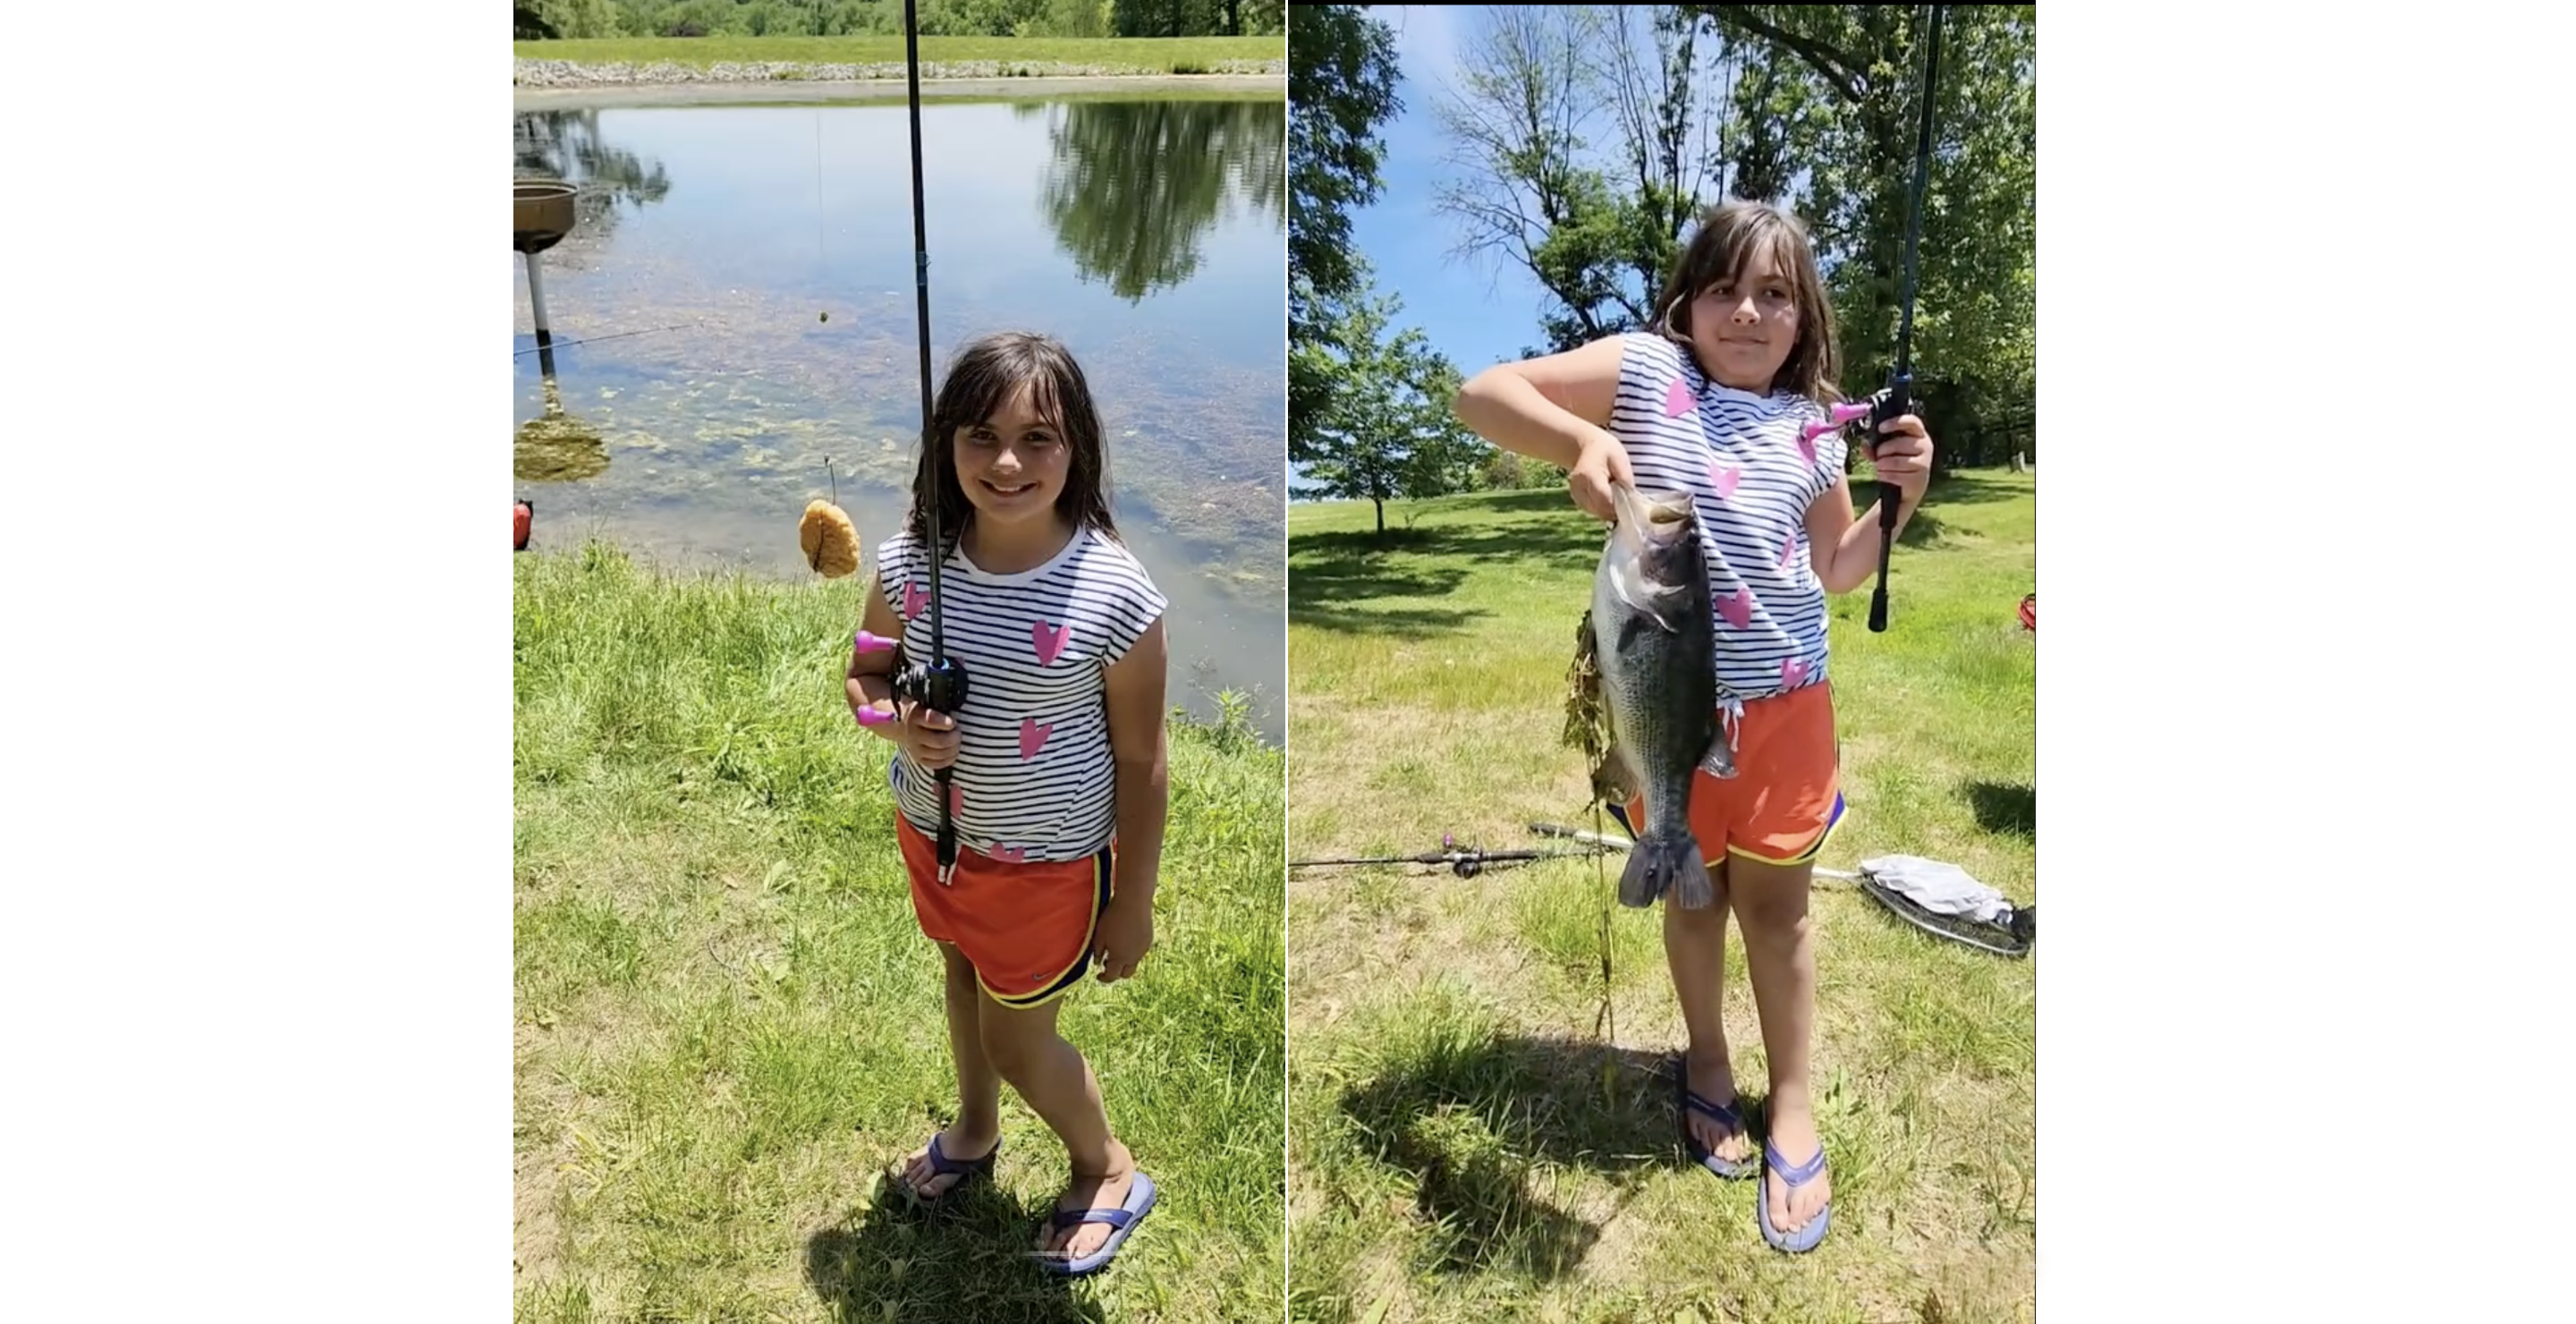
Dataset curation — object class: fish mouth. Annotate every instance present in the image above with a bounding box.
[1612,484,1696,542]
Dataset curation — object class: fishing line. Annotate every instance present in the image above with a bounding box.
[512,321,700,355]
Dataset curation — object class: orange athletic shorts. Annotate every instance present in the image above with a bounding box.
[896,814,1113,1008]
[1614,679,1846,870]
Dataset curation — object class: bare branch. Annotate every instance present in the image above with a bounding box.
[1697,5,1864,102]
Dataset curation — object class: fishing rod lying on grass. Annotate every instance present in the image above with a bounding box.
[1288,833,1618,879]
[1529,821,2038,959]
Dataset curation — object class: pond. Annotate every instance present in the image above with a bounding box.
[511,88,1287,743]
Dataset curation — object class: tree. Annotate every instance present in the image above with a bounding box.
[1431,5,1740,354]
[1292,277,1484,536]
[1288,5,1404,463]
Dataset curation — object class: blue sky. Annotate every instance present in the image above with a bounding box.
[1344,7,1560,380]
[1291,6,1559,499]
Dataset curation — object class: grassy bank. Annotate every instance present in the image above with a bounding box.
[1284,471,2038,1322]
[514,540,1286,1323]
[514,34,1285,77]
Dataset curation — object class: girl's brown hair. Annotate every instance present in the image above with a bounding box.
[1649,200,1843,406]
[905,330,1118,553]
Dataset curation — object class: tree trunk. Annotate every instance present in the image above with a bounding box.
[1374,498,1385,536]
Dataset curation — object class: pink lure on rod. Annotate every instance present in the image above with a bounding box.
[853,631,903,726]
[1797,401,1875,446]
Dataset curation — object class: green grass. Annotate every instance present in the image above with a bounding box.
[514,539,1285,1323]
[1284,469,2037,1324]
[513,35,1285,73]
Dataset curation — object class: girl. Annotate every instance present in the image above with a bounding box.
[1453,200,1935,1254]
[845,329,1170,1276]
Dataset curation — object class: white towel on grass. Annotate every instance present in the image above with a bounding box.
[1858,854,2010,925]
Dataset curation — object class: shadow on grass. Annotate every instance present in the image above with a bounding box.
[1289,506,1604,639]
[1966,780,2035,838]
[805,1175,1105,1324]
[1336,1033,1733,1282]
[1885,471,2032,509]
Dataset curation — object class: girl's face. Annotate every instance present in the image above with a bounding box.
[953,382,1071,528]
[1687,248,1801,394]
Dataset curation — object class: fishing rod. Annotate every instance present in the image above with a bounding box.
[1288,833,1614,879]
[852,0,969,886]
[1530,822,1862,881]
[1798,3,1945,634]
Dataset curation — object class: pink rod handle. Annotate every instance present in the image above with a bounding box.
[1798,401,1875,444]
[853,630,899,653]
[854,705,899,726]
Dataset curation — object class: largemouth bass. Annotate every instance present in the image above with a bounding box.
[1592,484,1734,910]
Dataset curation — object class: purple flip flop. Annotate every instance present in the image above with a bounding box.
[1677,1068,1756,1181]
[893,1132,996,1207]
[1033,1170,1157,1277]
[1757,1141,1831,1253]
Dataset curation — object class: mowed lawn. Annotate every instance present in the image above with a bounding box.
[1284,471,2038,1323]
[514,541,1287,1323]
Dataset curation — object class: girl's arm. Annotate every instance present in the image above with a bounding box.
[1103,617,1170,902]
[1455,335,1636,520]
[845,573,904,734]
[1453,335,1626,465]
[1803,480,1924,596]
[1804,417,1936,595]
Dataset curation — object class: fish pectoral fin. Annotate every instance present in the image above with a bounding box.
[1593,738,1639,803]
[1697,732,1740,780]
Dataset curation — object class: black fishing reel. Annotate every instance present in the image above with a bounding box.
[886,641,970,717]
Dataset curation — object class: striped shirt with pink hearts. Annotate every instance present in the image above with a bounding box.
[876,523,1168,865]
[1609,331,1848,702]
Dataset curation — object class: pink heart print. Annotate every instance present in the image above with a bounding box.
[1795,432,1818,469]
[948,784,964,817]
[1019,718,1053,760]
[902,581,928,620]
[1032,620,1068,666]
[1782,657,1810,688]
[1716,586,1754,630]
[1665,378,1694,418]
[1707,463,1741,498]
[992,844,1027,865]
[1777,531,1799,568]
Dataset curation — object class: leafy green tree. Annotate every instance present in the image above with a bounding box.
[1292,278,1485,535]
[1287,4,1402,464]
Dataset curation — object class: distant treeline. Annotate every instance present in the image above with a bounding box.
[516,0,1283,40]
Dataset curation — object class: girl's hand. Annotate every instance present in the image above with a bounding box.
[1093,892,1154,982]
[900,703,961,770]
[1567,429,1635,522]
[1872,414,1936,503]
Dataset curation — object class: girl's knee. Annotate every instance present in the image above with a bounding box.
[975,1005,1056,1081]
[1733,889,1809,946]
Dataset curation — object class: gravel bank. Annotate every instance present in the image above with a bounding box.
[513,56,1285,88]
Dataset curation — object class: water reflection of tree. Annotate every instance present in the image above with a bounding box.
[512,111,673,242]
[1041,98,1285,302]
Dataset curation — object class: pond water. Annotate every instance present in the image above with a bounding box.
[511,89,1287,742]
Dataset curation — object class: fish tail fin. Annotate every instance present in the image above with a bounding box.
[1618,829,1704,909]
